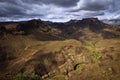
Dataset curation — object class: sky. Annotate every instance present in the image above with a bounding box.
[0,0,120,22]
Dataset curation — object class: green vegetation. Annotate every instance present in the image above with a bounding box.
[74,64,84,71]
[12,73,41,80]
[85,41,102,63]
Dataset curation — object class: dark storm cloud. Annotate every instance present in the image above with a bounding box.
[69,0,114,12]
[80,0,113,11]
[0,0,46,21]
[0,0,16,4]
[22,0,79,7]
[0,0,120,22]
[0,4,25,17]
[0,0,27,17]
[84,11,104,16]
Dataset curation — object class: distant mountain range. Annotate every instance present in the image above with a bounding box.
[103,19,120,26]
[0,18,120,41]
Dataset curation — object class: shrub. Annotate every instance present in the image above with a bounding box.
[85,41,101,63]
[74,64,84,71]
[12,73,41,80]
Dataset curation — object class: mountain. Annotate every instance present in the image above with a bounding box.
[0,18,120,40]
[0,18,120,80]
[103,19,120,26]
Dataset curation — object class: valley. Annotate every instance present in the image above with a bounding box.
[0,18,120,80]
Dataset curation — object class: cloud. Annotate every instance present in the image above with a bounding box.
[69,0,114,12]
[80,0,113,11]
[22,0,79,7]
[0,0,120,22]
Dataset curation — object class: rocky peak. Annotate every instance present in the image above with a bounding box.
[66,18,101,26]
[28,19,42,23]
[82,18,99,22]
[80,18,101,25]
[17,19,44,33]
[67,19,80,24]
[25,19,43,26]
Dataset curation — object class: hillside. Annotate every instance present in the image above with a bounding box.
[0,18,120,80]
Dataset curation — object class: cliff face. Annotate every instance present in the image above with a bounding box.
[0,18,120,80]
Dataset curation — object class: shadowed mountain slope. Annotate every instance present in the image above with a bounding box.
[0,18,120,41]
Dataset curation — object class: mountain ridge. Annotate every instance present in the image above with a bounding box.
[0,18,120,41]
